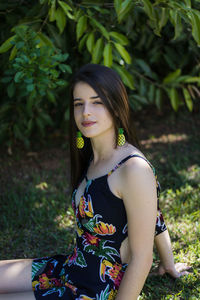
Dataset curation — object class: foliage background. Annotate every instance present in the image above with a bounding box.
[0,0,200,148]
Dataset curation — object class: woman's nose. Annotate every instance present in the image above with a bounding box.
[82,103,91,116]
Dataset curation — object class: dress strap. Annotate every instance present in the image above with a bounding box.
[107,154,156,177]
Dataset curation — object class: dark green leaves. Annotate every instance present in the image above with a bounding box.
[110,31,129,46]
[92,38,104,63]
[114,43,131,64]
[169,88,180,112]
[115,0,133,23]
[103,43,112,67]
[0,35,16,53]
[76,16,87,41]
[90,18,109,40]
[113,64,134,90]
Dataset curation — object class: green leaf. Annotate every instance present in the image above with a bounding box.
[183,77,200,84]
[92,37,104,64]
[117,0,133,23]
[58,0,74,19]
[59,64,72,73]
[109,31,129,46]
[64,108,69,121]
[183,88,193,112]
[0,104,11,116]
[86,32,95,54]
[78,33,88,52]
[113,64,134,90]
[1,76,12,83]
[55,7,66,34]
[103,43,112,67]
[148,84,155,104]
[169,10,182,40]
[14,71,24,83]
[9,46,17,61]
[133,94,148,105]
[76,16,87,41]
[26,95,35,116]
[37,32,54,48]
[14,125,24,140]
[184,0,191,8]
[135,59,152,76]
[0,35,16,53]
[58,1,72,12]
[155,88,163,110]
[114,43,131,64]
[27,119,33,135]
[139,78,147,96]
[7,82,16,98]
[39,112,54,125]
[27,84,35,92]
[49,1,56,22]
[47,90,56,103]
[74,9,83,22]
[169,88,180,112]
[142,0,155,21]
[114,0,122,14]
[163,69,181,84]
[56,79,67,86]
[90,18,109,40]
[158,8,169,32]
[36,117,45,135]
[188,11,200,45]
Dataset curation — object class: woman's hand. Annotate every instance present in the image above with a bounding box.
[151,262,191,278]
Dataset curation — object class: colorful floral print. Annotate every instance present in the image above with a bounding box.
[83,234,120,261]
[100,259,125,288]
[93,222,116,235]
[64,246,87,268]
[79,195,94,218]
[76,295,95,300]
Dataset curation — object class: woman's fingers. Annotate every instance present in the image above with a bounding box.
[149,262,192,278]
[174,262,191,272]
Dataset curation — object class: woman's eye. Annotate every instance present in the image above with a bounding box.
[74,103,82,107]
[93,101,103,105]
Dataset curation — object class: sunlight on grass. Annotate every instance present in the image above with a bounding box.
[141,133,188,148]
[54,209,75,230]
[35,181,48,190]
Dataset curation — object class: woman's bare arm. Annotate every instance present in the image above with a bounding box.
[153,230,190,278]
[115,158,157,300]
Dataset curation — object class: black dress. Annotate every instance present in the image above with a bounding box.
[32,154,167,299]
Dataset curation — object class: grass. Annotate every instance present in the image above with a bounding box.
[0,109,200,299]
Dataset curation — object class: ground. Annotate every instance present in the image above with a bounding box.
[0,107,200,299]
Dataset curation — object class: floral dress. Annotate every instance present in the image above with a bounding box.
[32,154,167,299]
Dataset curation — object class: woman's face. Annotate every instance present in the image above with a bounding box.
[73,81,114,139]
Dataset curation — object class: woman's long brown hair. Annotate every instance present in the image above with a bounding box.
[69,64,140,192]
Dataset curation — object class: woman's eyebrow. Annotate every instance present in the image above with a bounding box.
[73,95,100,101]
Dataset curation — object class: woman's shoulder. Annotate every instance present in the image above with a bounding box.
[110,144,155,197]
[118,144,151,172]
[116,146,157,202]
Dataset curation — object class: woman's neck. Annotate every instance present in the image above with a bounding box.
[90,130,116,164]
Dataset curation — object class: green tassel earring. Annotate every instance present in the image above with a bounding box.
[76,131,84,149]
[117,128,126,146]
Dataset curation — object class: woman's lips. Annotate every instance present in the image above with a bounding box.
[82,121,96,127]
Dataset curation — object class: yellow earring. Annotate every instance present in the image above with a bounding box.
[76,131,84,149]
[117,128,126,146]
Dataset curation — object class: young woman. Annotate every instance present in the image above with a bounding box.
[0,64,189,300]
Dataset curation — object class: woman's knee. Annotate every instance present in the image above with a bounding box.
[0,259,33,293]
